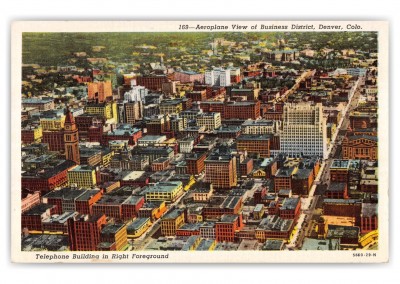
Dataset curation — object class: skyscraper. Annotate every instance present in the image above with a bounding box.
[88,81,113,103]
[64,108,80,164]
[205,68,231,87]
[280,103,327,158]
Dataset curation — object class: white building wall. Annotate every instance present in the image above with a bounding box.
[280,103,327,158]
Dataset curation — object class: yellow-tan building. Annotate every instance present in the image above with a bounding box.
[99,223,128,251]
[101,148,114,167]
[127,217,152,238]
[40,116,65,130]
[67,165,97,188]
[159,100,183,115]
[143,181,183,203]
[161,209,185,236]
[85,101,118,121]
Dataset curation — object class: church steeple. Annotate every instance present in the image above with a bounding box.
[64,107,80,164]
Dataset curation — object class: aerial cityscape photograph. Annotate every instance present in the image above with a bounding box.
[18,28,381,255]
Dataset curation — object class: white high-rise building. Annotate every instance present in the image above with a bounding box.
[124,85,148,102]
[205,68,231,87]
[280,103,327,158]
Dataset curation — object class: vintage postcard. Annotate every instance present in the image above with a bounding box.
[11,21,389,263]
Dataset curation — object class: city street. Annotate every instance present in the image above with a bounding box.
[288,77,364,249]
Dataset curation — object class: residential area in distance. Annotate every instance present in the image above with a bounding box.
[20,31,379,252]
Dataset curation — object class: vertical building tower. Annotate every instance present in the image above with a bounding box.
[67,214,107,251]
[64,108,80,164]
[280,103,327,158]
[88,81,113,103]
[205,154,237,189]
[205,68,231,87]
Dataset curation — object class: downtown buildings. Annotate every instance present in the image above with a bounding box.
[19,31,381,253]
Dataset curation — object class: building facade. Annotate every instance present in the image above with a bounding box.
[280,103,327,158]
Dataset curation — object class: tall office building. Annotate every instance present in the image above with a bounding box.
[88,81,113,103]
[205,68,231,87]
[205,153,237,189]
[64,108,80,164]
[280,103,327,158]
[67,214,107,251]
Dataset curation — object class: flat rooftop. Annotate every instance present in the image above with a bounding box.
[242,119,274,126]
[262,239,284,251]
[69,165,94,172]
[281,197,300,210]
[275,166,296,178]
[327,182,347,192]
[331,159,350,169]
[121,171,146,181]
[220,214,238,223]
[301,238,340,251]
[101,223,126,236]
[161,208,184,220]
[324,199,362,205]
[42,211,78,224]
[143,181,183,194]
[257,215,293,232]
[23,204,54,215]
[326,225,359,239]
[237,134,271,141]
[95,195,129,205]
[362,203,378,217]
[127,218,150,231]
[43,187,87,200]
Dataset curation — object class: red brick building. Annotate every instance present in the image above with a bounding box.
[186,90,207,102]
[239,158,253,177]
[67,214,107,251]
[330,160,350,183]
[88,125,103,143]
[279,197,301,219]
[253,186,267,205]
[360,203,378,234]
[176,223,202,237]
[215,214,243,242]
[42,130,65,152]
[92,195,145,220]
[21,160,76,193]
[186,152,207,175]
[121,196,145,220]
[325,182,348,199]
[21,126,42,144]
[342,135,378,160]
[42,211,78,234]
[291,168,314,195]
[136,75,169,91]
[224,101,261,120]
[75,189,104,215]
[205,154,237,189]
[202,195,243,220]
[255,215,294,242]
[75,114,104,139]
[349,113,372,129]
[174,71,204,84]
[236,134,270,158]
[323,199,362,218]
[21,204,56,232]
[274,167,296,192]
